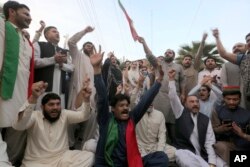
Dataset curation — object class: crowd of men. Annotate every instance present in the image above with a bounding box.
[0,1,250,167]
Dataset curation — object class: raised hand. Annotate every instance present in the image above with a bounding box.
[37,20,46,33]
[29,81,48,104]
[155,65,164,82]
[80,77,92,102]
[90,45,104,73]
[40,20,46,29]
[138,36,145,44]
[201,75,212,85]
[212,28,219,39]
[116,84,123,95]
[168,69,176,81]
[202,32,208,42]
[84,26,94,33]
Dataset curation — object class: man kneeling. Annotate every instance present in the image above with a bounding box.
[12,80,94,167]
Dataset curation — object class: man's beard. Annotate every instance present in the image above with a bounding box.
[43,110,61,123]
[83,49,92,57]
[164,56,174,63]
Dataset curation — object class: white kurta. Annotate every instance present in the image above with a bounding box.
[168,81,218,166]
[0,134,13,167]
[12,101,94,167]
[198,68,221,86]
[136,108,176,162]
[0,18,32,127]
[67,29,96,110]
[33,42,74,110]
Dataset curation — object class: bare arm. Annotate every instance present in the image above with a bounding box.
[194,33,207,70]
[32,20,46,43]
[168,69,184,119]
[68,26,94,65]
[138,36,153,55]
[138,36,158,68]
[212,28,237,64]
[13,81,48,130]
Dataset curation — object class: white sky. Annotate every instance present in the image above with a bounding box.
[1,0,250,61]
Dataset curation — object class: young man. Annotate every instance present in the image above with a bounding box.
[188,76,222,118]
[198,56,221,88]
[211,86,250,165]
[33,25,74,109]
[67,26,97,149]
[12,80,94,167]
[0,1,33,165]
[91,47,168,167]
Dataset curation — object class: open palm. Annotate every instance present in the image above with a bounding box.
[90,45,104,68]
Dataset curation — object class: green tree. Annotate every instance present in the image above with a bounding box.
[175,41,225,71]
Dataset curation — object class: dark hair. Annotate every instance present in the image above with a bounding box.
[204,56,216,64]
[245,33,250,40]
[183,54,193,59]
[43,26,57,39]
[41,93,61,105]
[167,49,175,56]
[138,59,143,64]
[222,91,241,98]
[3,1,29,19]
[110,93,130,107]
[201,84,211,92]
[82,41,93,48]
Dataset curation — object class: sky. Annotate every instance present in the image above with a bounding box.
[1,0,250,61]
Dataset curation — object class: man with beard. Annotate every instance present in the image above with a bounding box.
[198,56,221,89]
[91,48,168,167]
[220,42,245,87]
[67,26,98,149]
[220,42,246,108]
[168,69,226,167]
[12,80,95,167]
[182,33,207,96]
[211,86,250,166]
[212,28,250,110]
[138,36,185,144]
[0,1,33,166]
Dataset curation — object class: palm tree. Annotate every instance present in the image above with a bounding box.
[175,41,225,71]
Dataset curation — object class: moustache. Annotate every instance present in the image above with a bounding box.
[121,109,129,114]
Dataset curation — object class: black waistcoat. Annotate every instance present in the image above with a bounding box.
[34,42,66,93]
[175,108,209,161]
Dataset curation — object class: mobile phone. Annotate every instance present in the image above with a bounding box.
[222,119,232,126]
[60,49,68,55]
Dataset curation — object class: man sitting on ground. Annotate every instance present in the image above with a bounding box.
[12,80,94,167]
